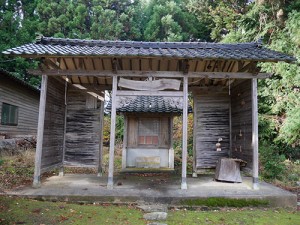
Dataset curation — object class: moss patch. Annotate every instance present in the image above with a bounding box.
[180,197,269,207]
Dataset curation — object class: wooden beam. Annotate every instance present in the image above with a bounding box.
[181,76,188,190]
[33,75,48,188]
[27,69,272,79]
[107,76,118,189]
[118,77,181,91]
[190,86,228,94]
[116,90,184,97]
[98,99,105,177]
[252,78,259,190]
[80,84,110,91]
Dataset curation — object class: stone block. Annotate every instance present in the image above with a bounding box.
[136,156,160,168]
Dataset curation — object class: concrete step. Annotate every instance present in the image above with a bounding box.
[143,212,168,221]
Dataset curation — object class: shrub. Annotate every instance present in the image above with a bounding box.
[259,143,286,180]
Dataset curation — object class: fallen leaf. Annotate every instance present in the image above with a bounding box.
[32,208,41,214]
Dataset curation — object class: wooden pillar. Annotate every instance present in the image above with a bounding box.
[59,79,68,177]
[121,115,127,169]
[181,76,188,189]
[33,75,48,188]
[229,98,232,158]
[252,78,259,190]
[98,99,105,176]
[107,76,117,189]
[192,93,197,178]
[169,116,174,169]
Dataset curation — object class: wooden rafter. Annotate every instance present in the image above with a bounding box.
[71,58,77,70]
[238,61,257,72]
[78,58,84,70]
[42,58,60,69]
[62,58,69,70]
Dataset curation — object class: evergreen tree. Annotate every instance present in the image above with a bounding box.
[0,0,39,86]
[143,0,210,41]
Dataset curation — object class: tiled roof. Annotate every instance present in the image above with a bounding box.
[0,68,39,93]
[106,96,192,113]
[2,37,296,62]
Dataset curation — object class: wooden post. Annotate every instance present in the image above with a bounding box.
[169,116,174,169]
[229,98,232,158]
[121,115,127,170]
[59,79,68,177]
[107,76,117,189]
[98,99,105,176]
[181,76,188,189]
[192,93,197,178]
[252,78,259,190]
[33,75,48,188]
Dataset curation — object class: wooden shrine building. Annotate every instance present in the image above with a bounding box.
[3,37,295,190]
[107,94,192,171]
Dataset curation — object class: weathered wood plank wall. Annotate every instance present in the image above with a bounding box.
[193,91,230,169]
[41,77,65,170]
[0,74,39,137]
[64,87,100,167]
[126,114,170,148]
[231,80,253,169]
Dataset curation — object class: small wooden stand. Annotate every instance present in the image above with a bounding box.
[215,158,247,183]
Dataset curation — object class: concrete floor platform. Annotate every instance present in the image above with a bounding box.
[5,174,297,208]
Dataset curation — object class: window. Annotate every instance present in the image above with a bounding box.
[1,103,18,126]
[138,118,159,146]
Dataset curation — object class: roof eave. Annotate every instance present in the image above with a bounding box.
[1,52,296,63]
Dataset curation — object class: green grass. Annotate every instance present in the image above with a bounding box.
[0,196,299,225]
[0,196,144,225]
[167,209,300,225]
